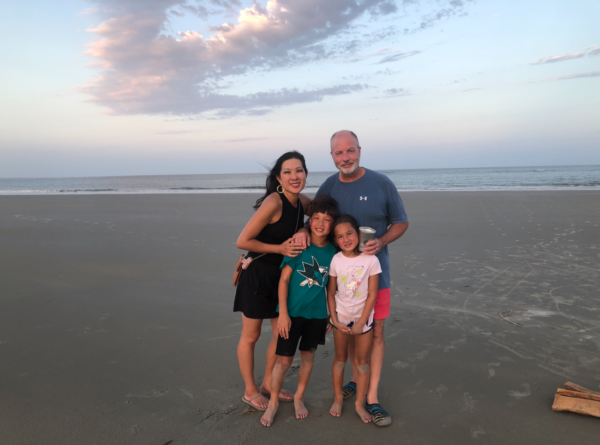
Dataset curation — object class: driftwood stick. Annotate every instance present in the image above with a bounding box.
[500,309,522,327]
[557,389,600,403]
[564,382,600,397]
[552,394,600,418]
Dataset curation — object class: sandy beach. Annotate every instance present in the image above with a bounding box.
[1,192,599,445]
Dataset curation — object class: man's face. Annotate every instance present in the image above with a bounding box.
[331,133,361,175]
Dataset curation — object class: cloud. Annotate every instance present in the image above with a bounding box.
[530,52,585,65]
[374,87,411,98]
[556,71,600,81]
[377,50,421,64]
[530,45,600,65]
[587,45,600,56]
[223,137,270,142]
[383,88,408,95]
[81,0,470,117]
[154,130,198,134]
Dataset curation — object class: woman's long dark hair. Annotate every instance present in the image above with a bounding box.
[253,151,308,209]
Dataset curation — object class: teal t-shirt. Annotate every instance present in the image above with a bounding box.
[280,242,337,319]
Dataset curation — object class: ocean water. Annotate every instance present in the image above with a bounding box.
[1,165,599,195]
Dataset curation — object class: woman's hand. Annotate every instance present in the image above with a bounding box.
[279,238,305,257]
[292,228,311,249]
[278,314,292,339]
[241,257,253,270]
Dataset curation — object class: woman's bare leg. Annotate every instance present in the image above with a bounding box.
[330,329,350,417]
[260,318,293,401]
[237,315,268,409]
[354,331,374,423]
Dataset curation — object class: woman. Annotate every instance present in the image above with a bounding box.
[234,151,312,411]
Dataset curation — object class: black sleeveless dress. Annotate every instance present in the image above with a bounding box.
[233,193,304,319]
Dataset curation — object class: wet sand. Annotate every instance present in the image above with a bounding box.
[1,192,599,444]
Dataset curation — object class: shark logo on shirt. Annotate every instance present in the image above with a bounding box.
[297,256,329,288]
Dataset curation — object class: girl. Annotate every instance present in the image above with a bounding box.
[327,215,381,423]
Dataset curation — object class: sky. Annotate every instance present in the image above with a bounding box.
[1,0,599,178]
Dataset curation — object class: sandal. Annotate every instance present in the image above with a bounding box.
[260,387,294,402]
[242,393,269,411]
[342,381,357,400]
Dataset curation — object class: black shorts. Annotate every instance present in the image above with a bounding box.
[275,317,329,357]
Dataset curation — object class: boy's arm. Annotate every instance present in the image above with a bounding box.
[352,273,379,335]
[277,265,293,339]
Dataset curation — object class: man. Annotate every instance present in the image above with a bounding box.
[295,130,409,426]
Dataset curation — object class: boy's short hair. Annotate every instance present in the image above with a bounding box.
[306,195,340,220]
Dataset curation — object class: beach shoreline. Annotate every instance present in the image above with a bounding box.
[1,192,599,444]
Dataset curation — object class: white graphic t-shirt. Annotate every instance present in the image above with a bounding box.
[329,252,382,318]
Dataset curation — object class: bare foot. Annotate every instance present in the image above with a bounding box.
[295,398,309,419]
[355,404,373,424]
[260,386,294,402]
[329,398,343,417]
[260,404,278,427]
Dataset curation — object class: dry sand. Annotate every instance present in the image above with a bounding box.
[1,192,599,444]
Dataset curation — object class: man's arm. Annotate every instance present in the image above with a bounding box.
[363,176,409,256]
[363,221,408,255]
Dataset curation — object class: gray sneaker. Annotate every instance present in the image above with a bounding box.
[365,402,392,426]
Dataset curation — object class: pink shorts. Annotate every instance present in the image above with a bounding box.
[373,288,391,320]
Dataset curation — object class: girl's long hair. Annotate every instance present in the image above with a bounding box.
[331,214,361,255]
[253,151,308,209]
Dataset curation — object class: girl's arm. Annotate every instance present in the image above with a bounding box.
[277,265,293,339]
[236,193,304,257]
[327,276,351,333]
[351,273,379,335]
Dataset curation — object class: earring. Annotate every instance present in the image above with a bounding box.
[277,185,283,193]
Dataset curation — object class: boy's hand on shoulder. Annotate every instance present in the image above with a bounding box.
[278,314,292,339]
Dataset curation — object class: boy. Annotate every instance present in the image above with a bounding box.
[260,195,340,427]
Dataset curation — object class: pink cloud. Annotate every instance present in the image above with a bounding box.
[80,0,469,116]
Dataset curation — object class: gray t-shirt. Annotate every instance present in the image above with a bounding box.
[315,168,408,290]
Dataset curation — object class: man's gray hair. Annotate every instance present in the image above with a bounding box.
[330,130,359,151]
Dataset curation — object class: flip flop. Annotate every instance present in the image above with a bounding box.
[260,388,294,402]
[342,381,357,399]
[242,393,269,411]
